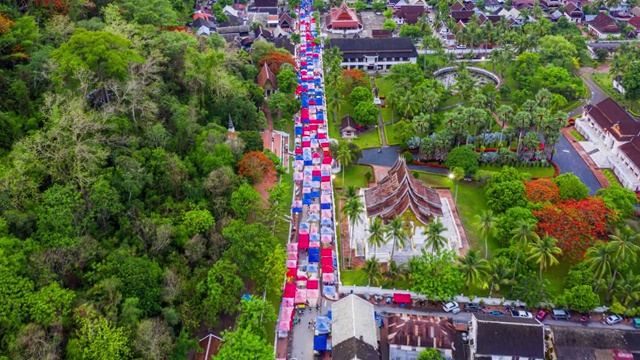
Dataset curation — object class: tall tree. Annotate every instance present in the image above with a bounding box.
[511,220,540,280]
[387,217,408,261]
[458,249,489,289]
[423,219,448,254]
[475,209,496,258]
[367,217,387,261]
[527,235,562,293]
[362,258,382,286]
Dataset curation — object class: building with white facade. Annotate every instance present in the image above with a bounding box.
[575,98,640,191]
[328,38,418,71]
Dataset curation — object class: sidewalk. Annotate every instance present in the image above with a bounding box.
[560,127,610,188]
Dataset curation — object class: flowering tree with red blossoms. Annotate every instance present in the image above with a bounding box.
[534,198,613,261]
[525,178,560,204]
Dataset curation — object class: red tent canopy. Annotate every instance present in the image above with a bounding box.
[393,293,411,304]
[283,283,296,298]
[307,280,319,290]
[321,263,334,273]
[321,248,332,257]
[298,234,310,249]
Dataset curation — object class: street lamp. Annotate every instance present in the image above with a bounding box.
[449,173,459,205]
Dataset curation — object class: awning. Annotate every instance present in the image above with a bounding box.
[314,335,327,351]
[321,248,332,257]
[393,293,411,304]
[283,283,296,298]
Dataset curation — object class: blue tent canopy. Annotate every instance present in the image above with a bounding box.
[317,112,324,120]
[310,233,320,241]
[308,250,319,263]
[323,285,336,296]
[295,155,303,160]
[302,198,312,205]
[315,316,331,334]
[302,99,309,107]
[307,264,318,272]
[293,206,302,213]
[295,126,302,135]
[304,160,313,165]
[321,203,331,210]
[310,190,320,198]
[314,335,327,351]
[312,176,321,181]
[321,227,333,235]
[241,294,252,301]
[300,222,309,229]
[309,213,319,221]
[316,97,323,105]
[327,310,332,319]
[321,218,333,226]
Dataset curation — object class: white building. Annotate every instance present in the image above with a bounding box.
[613,75,626,95]
[575,98,640,191]
[329,38,418,71]
[332,295,379,360]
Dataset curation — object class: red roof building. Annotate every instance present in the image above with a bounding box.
[325,1,363,33]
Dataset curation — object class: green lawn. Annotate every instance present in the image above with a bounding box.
[341,269,368,285]
[273,118,294,136]
[570,129,585,141]
[477,164,555,178]
[375,77,394,98]
[380,106,397,124]
[352,128,382,149]
[333,164,373,189]
[602,169,622,187]
[591,73,640,114]
[545,259,572,297]
[384,124,401,145]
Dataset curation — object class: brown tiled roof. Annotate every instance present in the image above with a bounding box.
[450,1,465,11]
[372,29,393,38]
[619,139,640,169]
[395,5,425,24]
[256,62,277,88]
[364,158,443,224]
[588,12,620,33]
[340,115,357,131]
[586,98,640,141]
[254,0,277,8]
[450,10,474,21]
[279,13,293,27]
[387,314,456,350]
[564,3,583,15]
[628,16,640,29]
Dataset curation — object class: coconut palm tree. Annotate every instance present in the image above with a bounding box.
[458,249,490,289]
[412,113,431,136]
[367,217,387,261]
[386,260,407,286]
[423,218,448,254]
[423,90,440,122]
[387,217,408,261]
[510,220,540,280]
[362,258,382,286]
[342,193,364,268]
[335,143,352,190]
[604,227,640,301]
[328,88,345,125]
[615,271,640,307]
[474,210,496,258]
[586,241,616,293]
[527,235,562,293]
[487,257,514,297]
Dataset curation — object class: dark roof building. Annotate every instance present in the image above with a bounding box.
[340,115,357,132]
[470,314,545,359]
[394,5,426,24]
[450,10,475,22]
[329,37,418,62]
[325,1,363,32]
[274,37,295,54]
[372,29,393,38]
[587,12,621,38]
[256,62,277,89]
[253,0,278,9]
[551,326,640,360]
[583,98,640,142]
[364,157,443,224]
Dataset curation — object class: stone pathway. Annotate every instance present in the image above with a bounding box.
[372,77,388,147]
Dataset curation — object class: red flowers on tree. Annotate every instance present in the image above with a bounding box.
[341,68,368,94]
[259,51,296,75]
[534,198,613,261]
[525,178,560,204]
[238,151,275,184]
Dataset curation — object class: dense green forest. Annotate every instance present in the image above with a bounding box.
[0,0,287,358]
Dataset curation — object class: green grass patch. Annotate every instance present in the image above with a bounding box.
[352,128,382,149]
[441,95,464,109]
[478,164,555,178]
[602,169,622,188]
[544,259,571,297]
[333,164,373,190]
[265,290,281,344]
[591,73,640,114]
[375,77,395,98]
[341,269,368,285]
[273,118,294,136]
[380,106,398,124]
[384,123,401,145]
[570,129,585,141]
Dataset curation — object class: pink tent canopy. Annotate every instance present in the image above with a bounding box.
[321,235,332,243]
[312,152,321,158]
[322,210,332,218]
[321,195,331,203]
[307,280,319,289]
[322,157,332,165]
[306,289,320,300]
[287,243,298,252]
[322,273,335,283]
[321,182,331,190]
[287,252,298,260]
[299,228,309,235]
[298,236,309,249]
[312,170,321,176]
[286,268,296,281]
[277,320,291,331]
[310,204,320,211]
[283,283,296,298]
[294,290,307,304]
[282,298,295,307]
[309,241,320,248]
[286,259,297,268]
[318,133,327,139]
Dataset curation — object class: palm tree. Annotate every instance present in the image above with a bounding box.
[342,194,364,268]
[387,217,408,261]
[510,220,540,280]
[362,258,382,286]
[458,249,490,289]
[615,271,640,307]
[386,260,406,286]
[367,217,387,261]
[527,235,562,293]
[423,218,448,254]
[605,227,640,301]
[474,210,496,258]
[328,88,345,125]
[412,114,431,136]
[487,257,514,297]
[423,90,440,122]
[335,143,352,189]
[586,241,616,293]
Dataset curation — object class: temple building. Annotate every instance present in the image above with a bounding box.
[350,158,462,263]
[325,1,363,34]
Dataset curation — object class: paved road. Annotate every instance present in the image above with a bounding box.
[373,305,636,331]
[359,146,449,175]
[554,134,601,195]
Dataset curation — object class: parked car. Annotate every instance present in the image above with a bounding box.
[511,310,533,318]
[606,314,623,325]
[456,44,467,49]
[535,310,549,321]
[633,318,640,329]
[552,309,571,320]
[443,301,460,313]
[488,310,505,316]
[464,303,481,312]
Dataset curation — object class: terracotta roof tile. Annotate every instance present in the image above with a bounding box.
[586,98,640,141]
[588,12,620,33]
